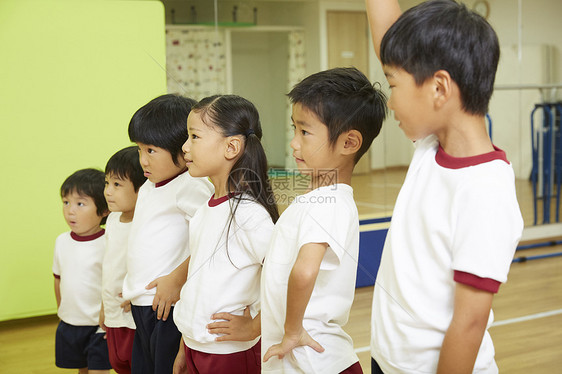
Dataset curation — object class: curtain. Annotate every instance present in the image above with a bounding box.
[166,28,227,100]
[285,31,306,169]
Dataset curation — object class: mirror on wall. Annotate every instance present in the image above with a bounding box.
[160,0,398,217]
[160,0,562,231]
[484,0,562,231]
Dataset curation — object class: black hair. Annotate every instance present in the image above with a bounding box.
[287,67,387,163]
[105,146,147,192]
[128,94,197,166]
[60,168,108,225]
[380,0,499,116]
[193,94,279,229]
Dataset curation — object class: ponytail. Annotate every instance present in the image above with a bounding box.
[193,94,279,227]
[228,132,279,224]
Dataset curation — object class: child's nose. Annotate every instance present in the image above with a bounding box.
[387,94,395,111]
[182,139,190,153]
[139,152,148,166]
[289,136,298,151]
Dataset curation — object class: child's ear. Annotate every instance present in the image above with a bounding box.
[102,209,110,218]
[224,136,242,161]
[341,130,363,156]
[432,69,453,108]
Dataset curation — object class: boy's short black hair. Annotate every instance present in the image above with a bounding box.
[105,146,147,192]
[60,168,108,224]
[288,67,387,163]
[381,0,499,116]
[128,94,197,166]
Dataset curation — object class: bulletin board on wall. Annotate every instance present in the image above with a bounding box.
[0,0,167,321]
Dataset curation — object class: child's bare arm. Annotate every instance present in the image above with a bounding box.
[54,277,61,308]
[99,301,106,331]
[437,283,494,373]
[173,341,188,374]
[208,307,260,342]
[145,257,190,321]
[263,243,327,362]
[365,0,402,59]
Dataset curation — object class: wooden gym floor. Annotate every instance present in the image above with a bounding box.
[1,169,561,373]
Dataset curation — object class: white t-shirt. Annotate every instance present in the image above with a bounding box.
[102,212,135,329]
[261,184,360,373]
[370,135,523,374]
[53,230,106,326]
[122,171,213,306]
[174,194,274,354]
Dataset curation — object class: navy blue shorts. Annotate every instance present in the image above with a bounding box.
[55,320,111,370]
[371,357,385,374]
[131,305,181,374]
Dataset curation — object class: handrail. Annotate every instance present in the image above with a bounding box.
[494,83,562,102]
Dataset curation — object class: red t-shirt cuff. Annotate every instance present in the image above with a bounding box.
[454,270,501,293]
[53,273,61,279]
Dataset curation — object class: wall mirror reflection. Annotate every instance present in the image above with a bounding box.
[135,0,562,371]
[129,0,562,369]
[160,0,562,235]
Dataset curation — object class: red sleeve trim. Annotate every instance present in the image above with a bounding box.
[454,270,501,293]
[53,273,61,279]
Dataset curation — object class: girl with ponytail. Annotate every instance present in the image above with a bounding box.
[172,95,278,374]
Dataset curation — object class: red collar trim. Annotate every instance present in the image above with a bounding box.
[435,145,509,169]
[208,193,236,207]
[71,229,105,242]
[155,169,188,188]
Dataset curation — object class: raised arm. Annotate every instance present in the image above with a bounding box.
[365,0,402,60]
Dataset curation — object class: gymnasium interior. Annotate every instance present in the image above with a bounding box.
[1,0,561,372]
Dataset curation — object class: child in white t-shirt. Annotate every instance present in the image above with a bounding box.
[122,94,214,373]
[99,146,146,374]
[261,68,387,373]
[366,1,523,373]
[53,168,111,373]
[172,95,279,374]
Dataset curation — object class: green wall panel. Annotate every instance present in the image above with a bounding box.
[0,0,167,321]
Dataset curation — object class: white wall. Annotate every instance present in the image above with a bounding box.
[487,0,562,179]
[491,44,552,179]
[231,31,288,167]
[487,0,562,86]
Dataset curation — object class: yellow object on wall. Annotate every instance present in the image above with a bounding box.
[0,0,167,321]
